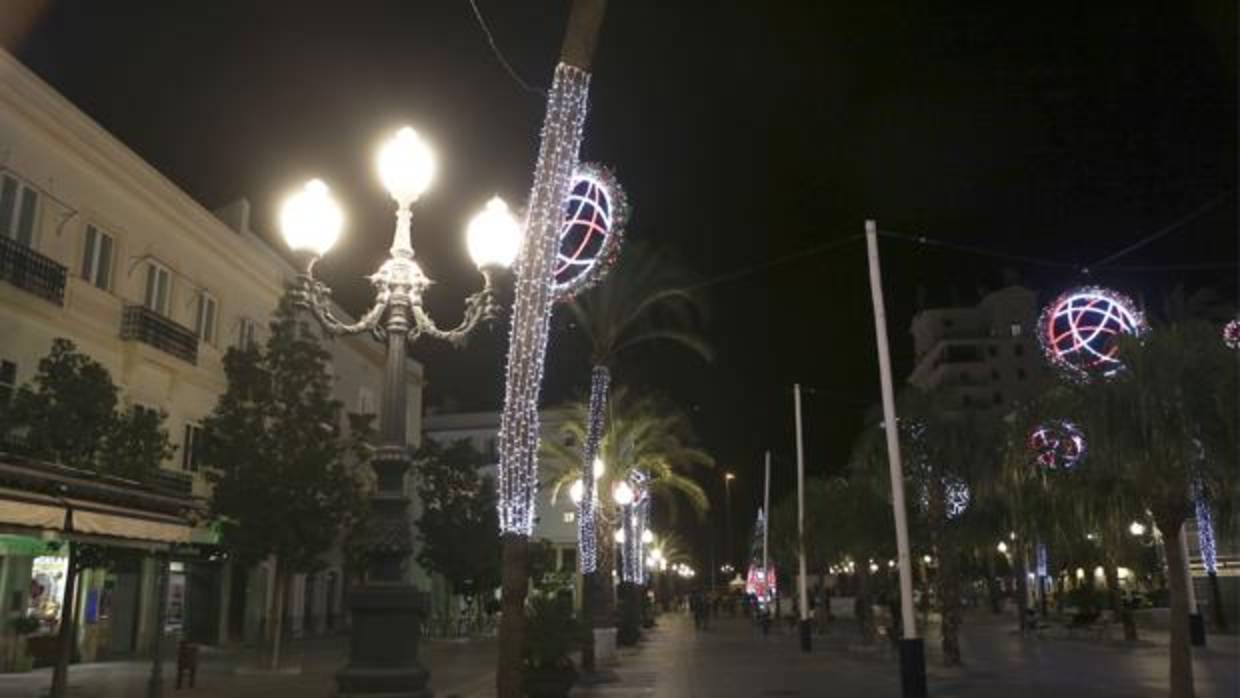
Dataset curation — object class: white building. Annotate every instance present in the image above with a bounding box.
[907,285,1046,409]
[0,47,423,655]
[422,408,581,611]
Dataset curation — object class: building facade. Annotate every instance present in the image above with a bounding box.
[0,47,423,659]
[907,285,1046,409]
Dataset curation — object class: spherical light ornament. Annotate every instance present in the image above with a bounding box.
[1039,286,1146,380]
[1224,319,1240,350]
[997,541,1009,554]
[1028,420,1087,471]
[568,479,585,505]
[280,179,343,256]
[641,529,654,545]
[552,163,628,301]
[613,528,626,544]
[1129,521,1146,537]
[613,480,635,506]
[377,126,435,204]
[466,196,522,269]
[944,476,970,520]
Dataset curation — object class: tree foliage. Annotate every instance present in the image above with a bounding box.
[1,338,173,482]
[200,293,368,573]
[415,437,501,597]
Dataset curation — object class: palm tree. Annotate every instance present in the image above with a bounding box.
[561,241,710,658]
[1079,318,1237,698]
[542,389,713,623]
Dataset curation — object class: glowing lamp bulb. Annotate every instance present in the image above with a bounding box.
[997,541,1009,554]
[613,481,635,506]
[377,126,434,204]
[568,479,584,505]
[280,179,343,256]
[641,529,654,545]
[1129,521,1146,536]
[466,196,522,270]
[614,529,626,544]
[593,457,605,480]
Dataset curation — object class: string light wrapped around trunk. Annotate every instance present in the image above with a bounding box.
[496,63,591,535]
[577,365,609,572]
[1193,478,1218,574]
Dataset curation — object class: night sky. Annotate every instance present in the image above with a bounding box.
[6,1,1236,567]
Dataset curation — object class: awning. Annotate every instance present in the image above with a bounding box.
[0,487,67,532]
[66,499,194,544]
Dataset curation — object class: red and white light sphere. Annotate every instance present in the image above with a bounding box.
[1039,286,1147,380]
[1224,319,1240,351]
[1028,420,1086,471]
[552,162,628,301]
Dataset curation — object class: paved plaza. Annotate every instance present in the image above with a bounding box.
[0,635,496,698]
[573,611,1240,698]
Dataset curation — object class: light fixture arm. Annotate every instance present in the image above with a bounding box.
[294,258,389,337]
[408,270,502,347]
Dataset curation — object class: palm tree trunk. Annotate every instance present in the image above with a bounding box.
[1102,551,1137,641]
[579,365,610,672]
[497,533,529,698]
[595,500,617,625]
[985,549,1001,614]
[269,569,286,671]
[1014,542,1030,631]
[1159,517,1195,698]
[938,547,963,666]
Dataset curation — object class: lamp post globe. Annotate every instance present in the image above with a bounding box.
[641,529,654,545]
[613,480,635,506]
[593,456,605,479]
[467,197,522,270]
[377,126,435,205]
[568,479,585,505]
[280,179,343,256]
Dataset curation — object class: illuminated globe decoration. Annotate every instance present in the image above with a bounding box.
[1224,319,1240,351]
[1028,420,1087,471]
[943,476,970,520]
[551,162,629,301]
[1039,286,1147,380]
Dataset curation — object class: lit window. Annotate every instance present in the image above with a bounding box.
[1010,322,1022,337]
[144,262,171,316]
[0,174,39,247]
[563,511,575,523]
[81,225,114,290]
[195,292,218,344]
[1014,343,1024,357]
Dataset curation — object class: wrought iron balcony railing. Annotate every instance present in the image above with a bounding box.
[121,305,198,365]
[0,236,66,305]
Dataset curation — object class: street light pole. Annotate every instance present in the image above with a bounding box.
[280,132,520,698]
[865,220,926,698]
[724,472,735,575]
[794,384,811,652]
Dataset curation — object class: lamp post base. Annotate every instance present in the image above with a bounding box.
[898,638,927,698]
[335,586,431,698]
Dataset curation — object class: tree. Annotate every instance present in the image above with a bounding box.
[563,241,711,665]
[200,293,368,669]
[1076,318,1237,698]
[0,338,173,697]
[542,389,713,623]
[415,438,501,631]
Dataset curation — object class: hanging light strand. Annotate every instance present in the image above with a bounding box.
[496,63,591,534]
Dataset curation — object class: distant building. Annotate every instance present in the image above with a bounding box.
[0,47,423,659]
[907,285,1046,410]
[422,408,581,611]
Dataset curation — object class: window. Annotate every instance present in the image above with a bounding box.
[237,317,258,350]
[563,511,576,523]
[181,423,202,472]
[357,386,376,416]
[144,262,171,316]
[962,394,972,408]
[990,369,1000,381]
[1013,343,1024,357]
[1017,368,1027,381]
[987,345,998,357]
[1010,322,1022,337]
[0,174,39,247]
[560,548,577,572]
[195,292,217,344]
[0,360,15,404]
[80,225,114,290]
[993,392,1002,405]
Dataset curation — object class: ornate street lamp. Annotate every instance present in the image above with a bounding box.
[280,126,520,697]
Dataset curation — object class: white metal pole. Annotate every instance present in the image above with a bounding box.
[763,450,771,575]
[865,220,918,641]
[794,384,809,627]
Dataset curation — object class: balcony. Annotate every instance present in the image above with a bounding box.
[121,305,198,365]
[0,236,66,305]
